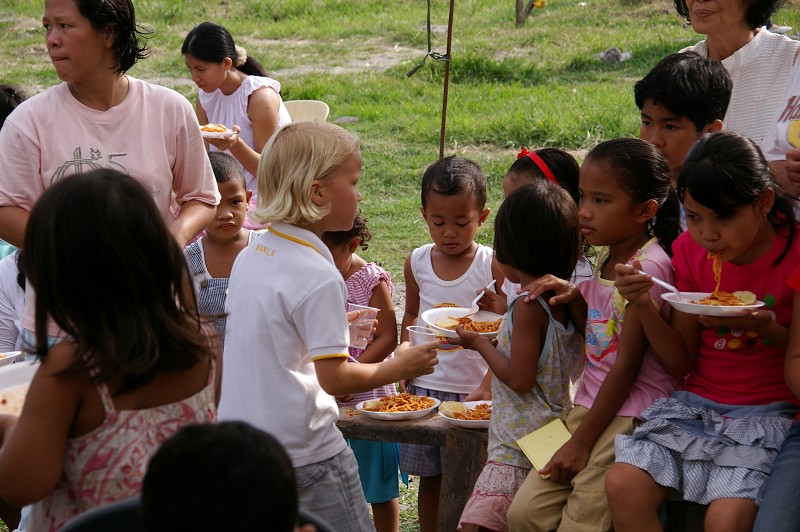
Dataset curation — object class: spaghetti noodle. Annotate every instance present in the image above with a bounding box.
[691,253,752,306]
[436,316,502,333]
[361,393,435,413]
[450,403,492,421]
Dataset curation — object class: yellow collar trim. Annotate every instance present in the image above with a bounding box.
[269,228,322,256]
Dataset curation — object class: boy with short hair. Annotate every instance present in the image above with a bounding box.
[635,51,732,183]
[399,155,505,532]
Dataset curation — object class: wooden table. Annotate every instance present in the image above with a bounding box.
[337,407,487,531]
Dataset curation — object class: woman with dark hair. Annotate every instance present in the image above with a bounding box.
[183,22,291,202]
[676,0,799,144]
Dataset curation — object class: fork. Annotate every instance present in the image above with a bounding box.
[634,268,682,302]
[465,280,497,317]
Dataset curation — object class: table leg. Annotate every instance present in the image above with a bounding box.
[438,427,488,531]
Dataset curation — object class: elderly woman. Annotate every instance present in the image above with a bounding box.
[677,0,799,144]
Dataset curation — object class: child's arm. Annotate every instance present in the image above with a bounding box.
[315,341,439,397]
[400,255,421,343]
[542,306,647,484]
[354,279,398,364]
[615,263,697,378]
[785,292,800,398]
[0,343,81,506]
[457,300,547,394]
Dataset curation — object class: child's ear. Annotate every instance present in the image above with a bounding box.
[637,199,659,223]
[310,180,326,207]
[420,207,427,220]
[245,189,253,206]
[704,119,724,134]
[758,187,776,217]
[478,208,490,225]
[348,237,360,253]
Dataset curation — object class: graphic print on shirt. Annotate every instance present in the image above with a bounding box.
[585,306,620,365]
[710,293,778,351]
[51,147,129,182]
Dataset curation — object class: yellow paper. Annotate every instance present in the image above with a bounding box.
[516,418,571,479]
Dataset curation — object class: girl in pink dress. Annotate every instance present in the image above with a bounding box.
[322,214,403,532]
[0,170,220,531]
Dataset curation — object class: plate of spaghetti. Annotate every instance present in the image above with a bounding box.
[660,252,764,316]
[438,400,492,429]
[355,393,441,420]
[661,292,763,316]
[420,308,503,339]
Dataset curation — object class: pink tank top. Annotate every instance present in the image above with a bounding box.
[29,361,217,531]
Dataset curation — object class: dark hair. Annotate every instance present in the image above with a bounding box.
[678,131,796,263]
[674,0,782,29]
[635,52,732,132]
[0,84,26,129]
[208,151,246,189]
[24,170,212,391]
[507,148,581,205]
[182,22,268,77]
[585,138,681,256]
[494,181,580,281]
[141,421,298,532]
[322,213,372,251]
[75,0,150,73]
[421,155,487,210]
[15,250,25,291]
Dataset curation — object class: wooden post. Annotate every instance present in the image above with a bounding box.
[439,0,456,160]
[438,427,488,531]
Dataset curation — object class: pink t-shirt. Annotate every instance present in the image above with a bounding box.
[574,238,680,418]
[674,230,800,406]
[0,78,220,335]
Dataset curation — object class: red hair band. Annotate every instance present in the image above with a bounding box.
[517,147,558,185]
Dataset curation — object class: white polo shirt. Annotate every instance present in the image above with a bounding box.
[218,222,349,467]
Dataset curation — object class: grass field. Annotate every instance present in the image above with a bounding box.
[1,1,799,530]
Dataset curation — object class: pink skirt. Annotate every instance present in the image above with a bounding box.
[458,460,530,532]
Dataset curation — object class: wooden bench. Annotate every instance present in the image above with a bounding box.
[337,407,487,531]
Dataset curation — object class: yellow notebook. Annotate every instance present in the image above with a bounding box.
[516,418,572,479]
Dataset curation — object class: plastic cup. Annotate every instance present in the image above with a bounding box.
[347,303,379,348]
[406,325,445,347]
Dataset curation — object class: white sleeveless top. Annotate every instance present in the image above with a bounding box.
[409,243,493,393]
[199,76,292,191]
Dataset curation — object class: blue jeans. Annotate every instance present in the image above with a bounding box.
[754,421,800,532]
[295,447,376,532]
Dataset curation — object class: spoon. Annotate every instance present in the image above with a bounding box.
[634,268,682,302]
[465,279,497,317]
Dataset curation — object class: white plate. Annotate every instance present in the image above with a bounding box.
[661,292,764,317]
[420,308,503,339]
[200,128,236,139]
[355,397,440,420]
[438,400,492,429]
[0,351,21,367]
[0,360,38,390]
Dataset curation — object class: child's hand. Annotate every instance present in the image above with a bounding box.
[335,394,355,404]
[539,439,590,484]
[393,340,439,380]
[784,147,800,196]
[465,388,492,401]
[695,310,773,333]
[452,325,492,353]
[519,275,577,306]
[477,289,507,315]
[614,261,654,307]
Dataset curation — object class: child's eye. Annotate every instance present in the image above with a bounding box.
[641,119,651,127]
[457,222,469,227]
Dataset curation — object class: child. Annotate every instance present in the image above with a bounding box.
[635,52,731,184]
[322,214,403,532]
[456,181,584,532]
[607,132,800,532]
[183,21,291,201]
[506,138,682,531]
[142,421,312,532]
[218,121,439,531]
[754,275,800,532]
[488,148,591,312]
[399,155,504,532]
[0,170,219,531]
[0,249,24,351]
[185,151,261,345]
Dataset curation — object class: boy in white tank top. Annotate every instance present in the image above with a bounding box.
[399,155,505,532]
